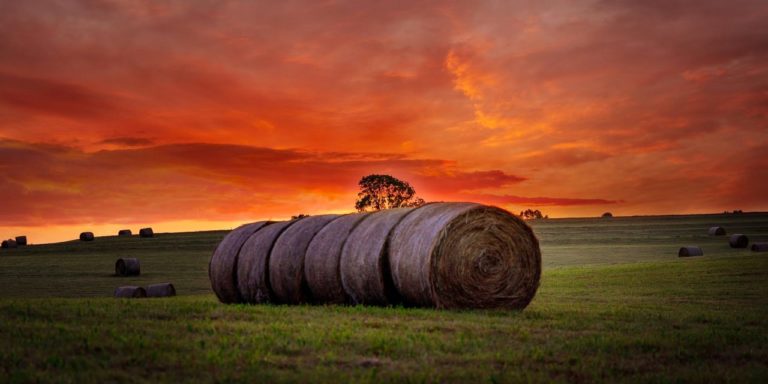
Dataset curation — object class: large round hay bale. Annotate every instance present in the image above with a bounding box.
[118,229,132,236]
[146,283,176,297]
[269,214,340,304]
[139,227,154,238]
[80,232,94,241]
[114,286,146,298]
[0,240,7,249]
[341,207,415,305]
[305,213,371,304]
[678,246,704,257]
[751,242,768,252]
[708,226,726,236]
[15,236,27,246]
[209,221,272,303]
[115,258,141,276]
[729,234,749,248]
[389,203,541,309]
[237,220,302,304]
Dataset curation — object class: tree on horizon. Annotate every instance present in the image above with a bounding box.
[355,174,426,212]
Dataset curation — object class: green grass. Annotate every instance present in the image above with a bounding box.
[1,213,767,382]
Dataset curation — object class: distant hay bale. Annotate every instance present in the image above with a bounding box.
[340,207,415,305]
[115,258,141,276]
[601,212,613,218]
[209,221,272,303]
[305,213,371,304]
[678,246,704,257]
[146,283,176,297]
[269,214,340,304]
[729,234,749,248]
[15,236,27,246]
[139,227,154,238]
[118,229,132,236]
[390,203,541,309]
[114,286,146,298]
[237,220,301,304]
[0,240,7,249]
[80,232,95,241]
[708,226,726,236]
[3,239,18,249]
[751,242,768,252]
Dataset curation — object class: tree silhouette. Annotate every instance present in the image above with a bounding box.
[519,209,547,220]
[355,174,425,212]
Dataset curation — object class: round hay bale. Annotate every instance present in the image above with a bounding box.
[115,258,141,276]
[118,229,132,236]
[209,221,272,303]
[751,242,768,252]
[729,234,749,248]
[15,236,27,246]
[708,226,726,236]
[389,203,541,309]
[4,239,18,249]
[0,240,7,249]
[139,227,154,238]
[678,246,704,257]
[114,286,146,298]
[340,207,415,305]
[237,220,302,304]
[80,232,95,241]
[601,212,613,218]
[305,213,371,304]
[269,214,341,304]
[146,283,176,297]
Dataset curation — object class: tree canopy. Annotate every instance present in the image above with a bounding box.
[519,209,548,220]
[355,174,425,212]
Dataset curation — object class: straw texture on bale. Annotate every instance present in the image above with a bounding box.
[678,246,704,257]
[146,283,176,297]
[729,234,749,248]
[708,226,726,236]
[305,213,371,304]
[341,208,414,305]
[118,229,132,236]
[115,258,141,276]
[269,214,340,304]
[237,220,300,304]
[15,236,27,246]
[209,221,272,303]
[751,242,768,252]
[389,203,541,309]
[139,227,154,238]
[80,232,94,241]
[114,286,146,298]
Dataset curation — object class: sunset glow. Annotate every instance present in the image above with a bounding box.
[1,1,766,243]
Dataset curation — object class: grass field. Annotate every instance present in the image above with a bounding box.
[1,213,767,382]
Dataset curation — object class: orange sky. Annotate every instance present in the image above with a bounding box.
[1,1,767,244]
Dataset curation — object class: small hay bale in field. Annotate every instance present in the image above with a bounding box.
[678,246,704,257]
[269,214,340,304]
[729,234,749,248]
[3,239,18,248]
[209,221,272,303]
[80,232,95,241]
[118,229,132,236]
[751,242,768,252]
[708,226,726,236]
[0,240,7,249]
[146,283,176,297]
[305,213,371,304]
[15,236,27,246]
[390,203,541,309]
[115,258,141,276]
[139,227,154,238]
[341,207,416,305]
[237,220,302,304]
[114,286,146,298]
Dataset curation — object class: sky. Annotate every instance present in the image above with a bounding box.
[1,0,767,244]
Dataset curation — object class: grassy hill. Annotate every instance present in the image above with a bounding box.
[0,213,767,382]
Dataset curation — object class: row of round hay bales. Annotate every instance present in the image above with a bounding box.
[78,227,155,241]
[680,227,765,257]
[209,202,542,310]
[115,283,176,298]
[1,236,28,249]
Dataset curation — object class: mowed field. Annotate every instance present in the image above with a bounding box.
[1,213,767,382]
